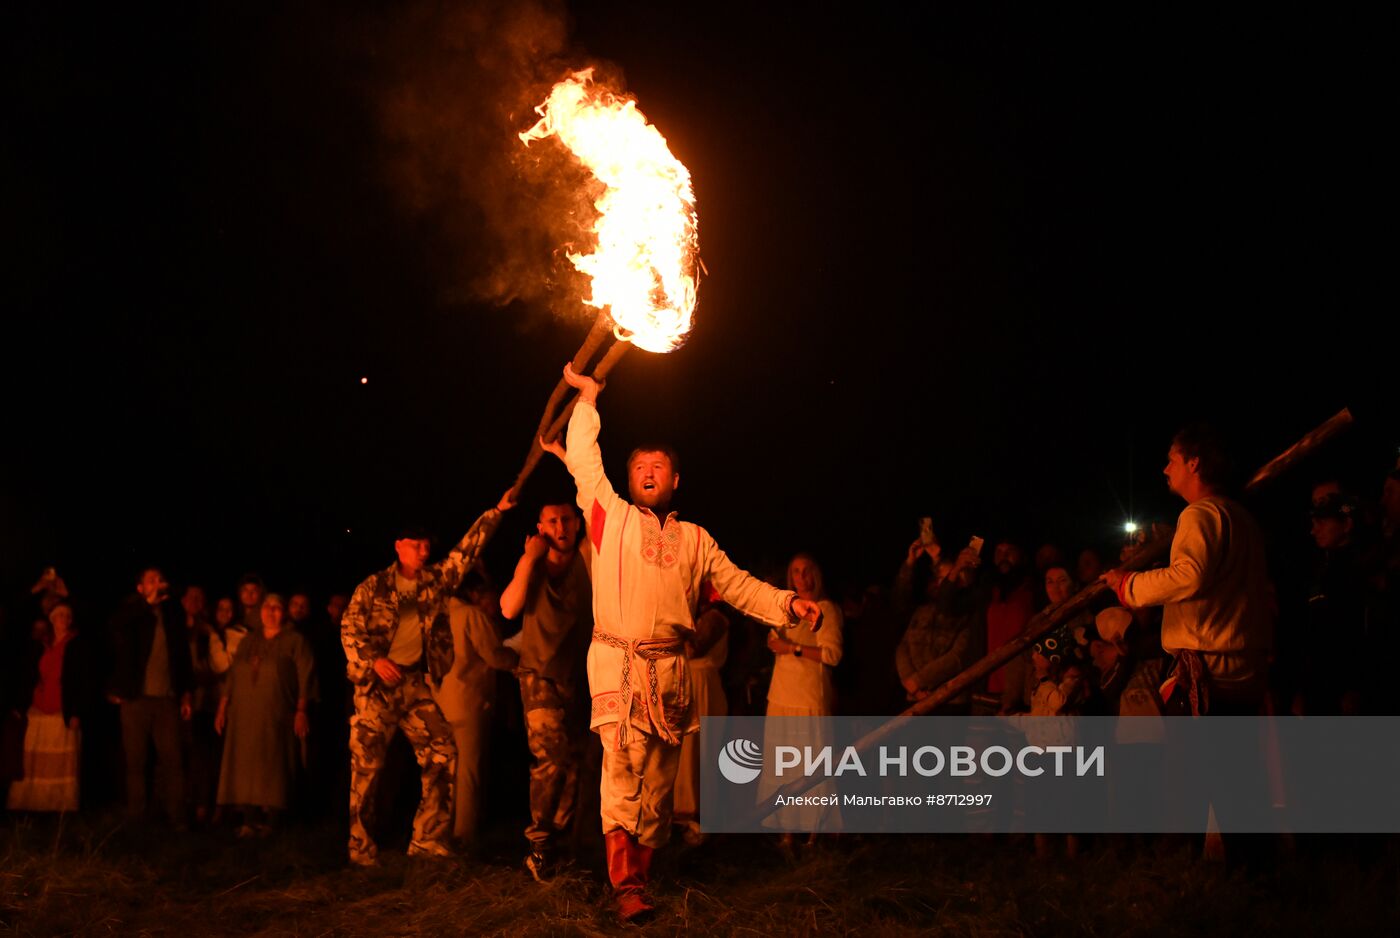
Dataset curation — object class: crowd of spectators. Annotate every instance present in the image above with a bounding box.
[3,430,1398,868]
[2,570,348,837]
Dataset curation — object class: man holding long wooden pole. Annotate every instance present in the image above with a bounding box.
[749,410,1352,830]
[1101,423,1275,857]
[1102,423,1273,717]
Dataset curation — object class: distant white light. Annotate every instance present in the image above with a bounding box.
[360,377,369,385]
[1124,521,1139,534]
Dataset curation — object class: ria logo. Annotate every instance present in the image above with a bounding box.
[718,739,763,784]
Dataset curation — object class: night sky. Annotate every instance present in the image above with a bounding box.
[3,2,1392,611]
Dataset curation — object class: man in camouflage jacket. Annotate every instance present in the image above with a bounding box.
[341,489,513,866]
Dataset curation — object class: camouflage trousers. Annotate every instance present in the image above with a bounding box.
[520,673,580,850]
[347,672,455,864]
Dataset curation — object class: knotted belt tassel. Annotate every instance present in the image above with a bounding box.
[593,629,688,748]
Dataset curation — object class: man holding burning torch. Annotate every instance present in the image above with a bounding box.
[340,491,514,867]
[545,363,823,922]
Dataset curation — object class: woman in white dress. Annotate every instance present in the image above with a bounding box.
[761,554,844,846]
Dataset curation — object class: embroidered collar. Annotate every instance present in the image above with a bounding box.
[637,506,679,525]
[637,507,682,568]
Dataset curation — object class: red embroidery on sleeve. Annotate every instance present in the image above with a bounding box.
[1116,572,1135,608]
[591,499,607,553]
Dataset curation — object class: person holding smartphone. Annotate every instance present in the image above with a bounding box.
[894,537,981,709]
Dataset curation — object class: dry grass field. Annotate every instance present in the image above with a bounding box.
[3,812,1397,936]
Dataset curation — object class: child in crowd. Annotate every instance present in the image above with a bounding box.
[1025,624,1089,859]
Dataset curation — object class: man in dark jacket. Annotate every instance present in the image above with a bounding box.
[108,566,193,825]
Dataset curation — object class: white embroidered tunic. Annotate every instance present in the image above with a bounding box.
[564,401,800,744]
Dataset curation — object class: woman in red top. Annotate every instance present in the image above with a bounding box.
[7,600,89,811]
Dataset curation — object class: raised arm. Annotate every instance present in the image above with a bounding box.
[499,535,548,621]
[561,367,625,520]
[432,489,515,598]
[893,539,941,617]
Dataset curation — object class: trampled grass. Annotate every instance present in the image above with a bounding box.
[2,814,1397,936]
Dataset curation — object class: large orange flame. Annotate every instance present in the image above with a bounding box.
[520,69,698,353]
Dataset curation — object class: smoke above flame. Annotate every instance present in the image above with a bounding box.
[520,69,699,353]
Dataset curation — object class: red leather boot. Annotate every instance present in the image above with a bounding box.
[605,830,656,922]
